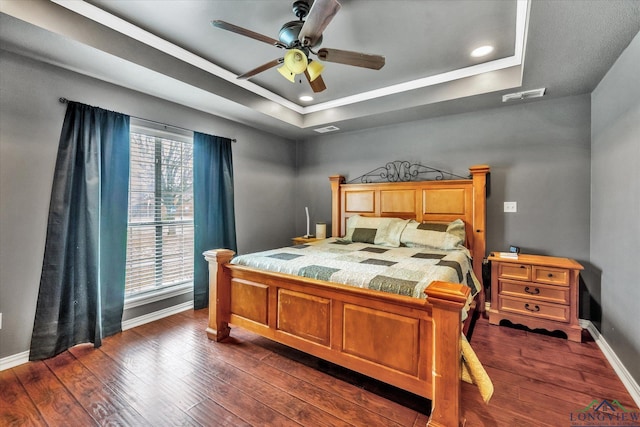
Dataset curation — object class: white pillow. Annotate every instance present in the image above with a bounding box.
[342,215,410,247]
[400,219,466,250]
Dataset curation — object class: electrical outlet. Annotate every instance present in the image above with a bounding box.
[504,201,517,212]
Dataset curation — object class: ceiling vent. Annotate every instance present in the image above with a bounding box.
[313,125,340,133]
[502,88,546,102]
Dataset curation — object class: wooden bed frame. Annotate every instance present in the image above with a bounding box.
[204,165,489,427]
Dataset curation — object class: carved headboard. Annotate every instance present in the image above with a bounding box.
[330,164,490,286]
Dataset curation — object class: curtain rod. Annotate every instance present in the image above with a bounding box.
[58,97,237,142]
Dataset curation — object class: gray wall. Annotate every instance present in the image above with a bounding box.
[0,51,297,359]
[296,95,592,266]
[591,32,640,384]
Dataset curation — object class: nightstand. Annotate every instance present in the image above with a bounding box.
[488,253,584,342]
[292,236,320,245]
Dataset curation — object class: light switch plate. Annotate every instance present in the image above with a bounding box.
[504,201,517,212]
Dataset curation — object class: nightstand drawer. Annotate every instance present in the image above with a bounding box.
[533,266,570,286]
[498,296,570,323]
[497,263,531,281]
[498,280,570,305]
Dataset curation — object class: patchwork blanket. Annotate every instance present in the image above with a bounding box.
[231,238,481,301]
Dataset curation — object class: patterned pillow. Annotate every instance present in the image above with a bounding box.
[400,219,466,250]
[342,215,410,247]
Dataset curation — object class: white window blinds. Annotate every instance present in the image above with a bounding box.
[125,122,194,297]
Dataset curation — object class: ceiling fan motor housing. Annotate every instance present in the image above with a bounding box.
[279,20,303,47]
[279,20,322,48]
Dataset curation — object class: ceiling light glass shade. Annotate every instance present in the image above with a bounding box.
[306,60,324,82]
[284,49,308,74]
[277,65,296,82]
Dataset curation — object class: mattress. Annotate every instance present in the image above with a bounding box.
[231,238,481,301]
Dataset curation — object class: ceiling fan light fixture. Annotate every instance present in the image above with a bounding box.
[277,65,296,82]
[306,60,324,82]
[284,48,308,74]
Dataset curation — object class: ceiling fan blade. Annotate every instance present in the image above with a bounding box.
[304,70,327,93]
[237,58,284,79]
[298,0,341,47]
[211,20,284,48]
[317,48,385,70]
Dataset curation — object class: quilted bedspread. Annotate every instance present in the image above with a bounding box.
[231,238,481,301]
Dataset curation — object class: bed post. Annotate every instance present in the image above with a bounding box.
[203,249,235,341]
[329,175,345,237]
[425,281,471,427]
[469,164,489,312]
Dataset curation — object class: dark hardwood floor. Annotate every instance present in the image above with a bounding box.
[1,309,636,426]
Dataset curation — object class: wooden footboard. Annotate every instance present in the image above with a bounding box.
[204,249,471,427]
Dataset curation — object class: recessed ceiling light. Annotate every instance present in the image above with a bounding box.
[299,95,314,102]
[470,45,494,58]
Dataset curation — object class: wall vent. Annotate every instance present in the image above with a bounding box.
[502,88,546,102]
[313,125,340,133]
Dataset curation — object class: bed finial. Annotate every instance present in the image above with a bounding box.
[329,175,345,237]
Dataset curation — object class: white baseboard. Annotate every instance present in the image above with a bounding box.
[580,319,640,407]
[0,350,30,371]
[1,302,193,371]
[122,300,193,331]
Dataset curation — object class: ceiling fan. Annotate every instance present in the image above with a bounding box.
[211,0,385,93]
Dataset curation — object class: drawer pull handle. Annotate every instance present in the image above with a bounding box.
[525,303,540,312]
[548,273,554,278]
[525,286,540,295]
[519,265,526,269]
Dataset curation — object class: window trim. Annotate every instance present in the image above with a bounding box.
[123,282,193,310]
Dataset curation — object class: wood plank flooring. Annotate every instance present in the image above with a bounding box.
[1,309,636,426]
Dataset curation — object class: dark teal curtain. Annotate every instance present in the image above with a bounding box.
[30,102,130,360]
[193,132,237,309]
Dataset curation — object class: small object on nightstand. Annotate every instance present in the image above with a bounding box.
[496,252,519,259]
[488,253,584,342]
[292,236,320,245]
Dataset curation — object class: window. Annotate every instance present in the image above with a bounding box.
[125,121,194,299]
